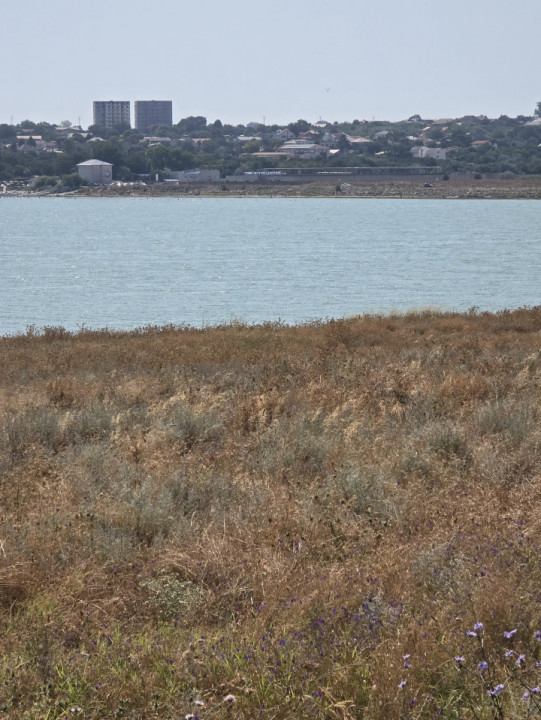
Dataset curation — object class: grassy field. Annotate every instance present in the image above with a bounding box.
[1,309,541,719]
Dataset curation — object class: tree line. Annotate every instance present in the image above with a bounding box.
[2,110,541,183]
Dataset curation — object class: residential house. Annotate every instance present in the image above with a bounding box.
[299,130,320,142]
[345,135,372,147]
[274,128,295,141]
[274,128,295,142]
[410,146,446,160]
[320,132,340,147]
[234,135,262,144]
[278,142,330,159]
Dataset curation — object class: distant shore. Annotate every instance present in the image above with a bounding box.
[5,176,541,199]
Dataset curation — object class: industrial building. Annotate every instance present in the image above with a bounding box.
[77,159,113,184]
[93,101,131,130]
[134,101,173,130]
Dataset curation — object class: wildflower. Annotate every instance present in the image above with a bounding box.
[477,660,489,673]
[488,684,505,697]
[398,680,407,689]
[532,687,541,693]
[516,653,525,666]
[522,691,530,702]
[454,656,465,664]
[535,631,541,642]
[466,631,477,637]
[474,622,484,631]
[223,694,236,703]
[503,629,517,639]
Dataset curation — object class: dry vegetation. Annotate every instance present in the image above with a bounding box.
[1,309,541,719]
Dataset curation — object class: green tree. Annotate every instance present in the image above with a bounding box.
[176,116,207,134]
[242,140,261,153]
[145,144,169,171]
[288,119,311,135]
[0,124,15,139]
[93,137,126,167]
[60,172,84,189]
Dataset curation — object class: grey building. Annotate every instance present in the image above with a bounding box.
[93,101,131,129]
[77,159,113,184]
[134,101,173,130]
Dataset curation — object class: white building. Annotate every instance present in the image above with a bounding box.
[410,146,447,160]
[77,159,113,184]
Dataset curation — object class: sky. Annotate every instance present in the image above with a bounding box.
[1,0,540,128]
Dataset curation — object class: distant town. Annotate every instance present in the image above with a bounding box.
[1,99,541,190]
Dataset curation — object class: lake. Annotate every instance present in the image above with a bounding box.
[1,197,540,336]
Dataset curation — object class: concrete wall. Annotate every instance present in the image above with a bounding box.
[77,164,113,184]
[168,169,220,183]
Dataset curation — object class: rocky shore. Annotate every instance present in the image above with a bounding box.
[78,176,541,199]
[4,177,541,199]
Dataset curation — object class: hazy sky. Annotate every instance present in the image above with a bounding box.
[2,0,539,128]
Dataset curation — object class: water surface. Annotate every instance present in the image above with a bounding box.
[1,197,540,335]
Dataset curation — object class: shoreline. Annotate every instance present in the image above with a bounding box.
[4,177,541,199]
[3,307,540,340]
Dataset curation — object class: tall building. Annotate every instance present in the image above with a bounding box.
[93,101,131,130]
[134,101,173,130]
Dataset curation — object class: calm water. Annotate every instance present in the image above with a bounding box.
[1,197,540,335]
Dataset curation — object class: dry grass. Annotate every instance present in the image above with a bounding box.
[1,309,541,718]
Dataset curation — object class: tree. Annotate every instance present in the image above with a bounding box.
[145,144,169,171]
[0,124,15,139]
[60,173,83,189]
[337,134,351,153]
[242,140,261,153]
[535,102,541,118]
[176,116,207,134]
[288,119,311,135]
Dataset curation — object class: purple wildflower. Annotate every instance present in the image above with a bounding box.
[477,661,489,673]
[503,629,517,639]
[522,691,530,702]
[516,654,525,666]
[505,650,514,658]
[532,687,541,693]
[466,631,477,637]
[535,631,541,642]
[454,656,465,663]
[474,622,484,631]
[488,684,505,697]
[398,680,407,689]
